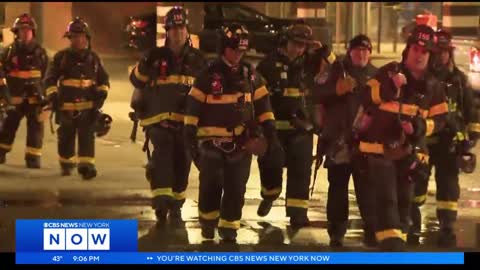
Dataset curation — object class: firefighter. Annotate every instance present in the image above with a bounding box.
[0,14,48,168]
[313,34,378,247]
[183,23,276,242]
[44,17,110,180]
[129,7,206,224]
[358,25,448,251]
[409,29,480,247]
[254,23,317,229]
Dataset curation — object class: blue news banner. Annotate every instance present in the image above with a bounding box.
[16,219,465,265]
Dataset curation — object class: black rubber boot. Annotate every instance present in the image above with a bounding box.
[257,199,273,217]
[25,156,41,169]
[61,163,75,176]
[78,165,97,180]
[201,226,215,240]
[219,228,237,242]
[290,214,310,230]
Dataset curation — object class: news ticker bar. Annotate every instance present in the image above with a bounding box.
[16,252,465,264]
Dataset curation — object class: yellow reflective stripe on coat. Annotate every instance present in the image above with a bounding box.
[416,152,429,164]
[286,198,308,209]
[78,157,95,164]
[46,86,58,96]
[172,192,186,201]
[379,102,419,116]
[253,86,269,101]
[414,194,427,204]
[184,115,199,126]
[327,52,336,64]
[261,186,282,196]
[28,97,39,104]
[60,101,94,111]
[9,96,38,105]
[218,219,241,230]
[426,119,435,136]
[189,87,206,102]
[0,143,12,151]
[25,147,42,156]
[197,125,245,137]
[376,229,404,242]
[205,92,251,104]
[257,112,275,123]
[428,102,449,117]
[275,120,294,130]
[9,97,24,105]
[61,79,94,88]
[359,141,384,154]
[152,188,173,198]
[437,201,458,211]
[139,112,184,127]
[418,109,429,119]
[199,210,220,220]
[8,70,42,79]
[469,123,480,133]
[283,88,303,97]
[96,85,109,92]
[367,79,381,104]
[153,75,195,86]
[133,65,149,82]
[59,156,77,164]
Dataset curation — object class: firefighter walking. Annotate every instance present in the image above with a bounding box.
[409,29,480,247]
[0,14,48,168]
[129,7,206,224]
[44,17,110,180]
[358,25,448,251]
[314,35,378,247]
[184,23,276,242]
[254,23,317,229]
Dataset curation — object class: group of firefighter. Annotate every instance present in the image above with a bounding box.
[1,7,478,252]
[129,7,480,251]
[0,13,112,180]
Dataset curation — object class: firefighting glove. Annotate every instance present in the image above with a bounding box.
[262,120,282,155]
[411,116,427,139]
[183,125,199,161]
[445,115,460,137]
[94,91,108,109]
[335,76,356,96]
[0,85,11,105]
[47,92,59,112]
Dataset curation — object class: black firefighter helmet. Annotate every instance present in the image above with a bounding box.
[218,23,250,53]
[95,111,113,137]
[458,152,476,174]
[164,6,188,31]
[64,17,91,38]
[11,13,37,35]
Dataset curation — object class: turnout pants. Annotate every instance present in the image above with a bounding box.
[57,110,96,170]
[326,154,376,240]
[411,141,459,236]
[147,124,192,211]
[257,130,313,219]
[0,102,44,160]
[197,140,252,237]
[368,154,413,251]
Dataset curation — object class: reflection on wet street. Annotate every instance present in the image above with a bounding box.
[2,188,479,252]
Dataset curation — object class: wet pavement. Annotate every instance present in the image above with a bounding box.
[1,55,480,252]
